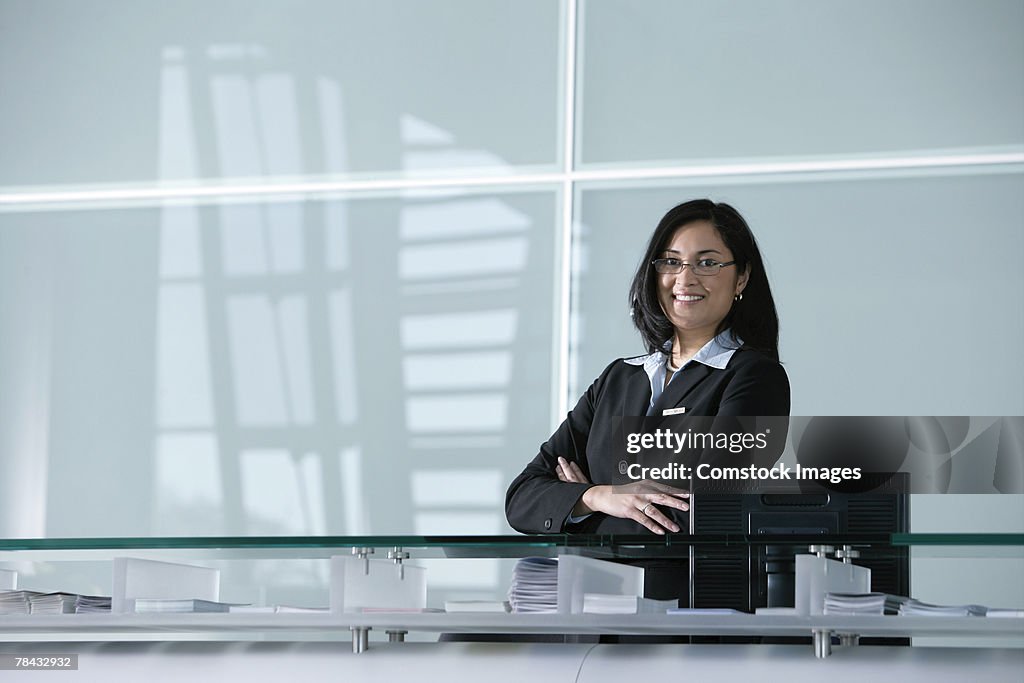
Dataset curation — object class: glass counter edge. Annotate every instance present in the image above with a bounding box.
[0,533,1021,552]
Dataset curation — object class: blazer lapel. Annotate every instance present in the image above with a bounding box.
[622,365,653,416]
[650,362,712,417]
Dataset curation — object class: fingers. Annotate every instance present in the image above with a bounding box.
[567,460,591,484]
[555,457,573,482]
[555,457,569,481]
[627,494,684,533]
[613,482,689,509]
[556,457,591,484]
[633,482,689,511]
[627,506,666,535]
[642,504,680,533]
[647,492,689,513]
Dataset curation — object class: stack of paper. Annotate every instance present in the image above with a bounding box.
[445,600,511,613]
[582,594,676,615]
[823,592,911,615]
[508,557,558,613]
[0,590,37,615]
[132,598,246,613]
[823,593,1017,618]
[986,608,1024,618]
[29,593,79,615]
[899,599,987,617]
[0,590,112,615]
[75,595,112,614]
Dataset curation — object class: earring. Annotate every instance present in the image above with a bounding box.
[734,293,743,301]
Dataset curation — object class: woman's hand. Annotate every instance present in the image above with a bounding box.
[574,481,689,535]
[554,456,688,534]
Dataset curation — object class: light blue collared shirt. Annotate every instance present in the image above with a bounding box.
[623,330,742,416]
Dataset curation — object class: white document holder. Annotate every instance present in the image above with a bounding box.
[556,555,645,615]
[794,554,871,616]
[329,556,426,613]
[111,558,220,614]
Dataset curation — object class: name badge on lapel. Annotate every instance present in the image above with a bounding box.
[662,407,686,416]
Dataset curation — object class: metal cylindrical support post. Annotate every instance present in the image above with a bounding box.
[351,627,370,654]
[838,634,860,646]
[386,630,408,643]
[813,630,831,658]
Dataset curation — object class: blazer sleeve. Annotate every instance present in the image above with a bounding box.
[504,360,618,534]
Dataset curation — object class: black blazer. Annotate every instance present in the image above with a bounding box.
[505,348,790,535]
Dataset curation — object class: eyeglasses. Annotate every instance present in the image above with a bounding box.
[651,257,736,276]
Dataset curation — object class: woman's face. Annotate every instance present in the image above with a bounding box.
[656,220,749,344]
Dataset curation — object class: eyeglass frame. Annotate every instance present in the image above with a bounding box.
[650,257,737,276]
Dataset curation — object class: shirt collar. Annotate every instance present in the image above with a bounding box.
[624,330,742,371]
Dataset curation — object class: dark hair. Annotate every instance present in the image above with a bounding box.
[628,199,780,360]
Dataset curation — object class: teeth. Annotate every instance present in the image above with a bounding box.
[675,295,704,301]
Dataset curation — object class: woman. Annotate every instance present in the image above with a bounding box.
[505,199,790,536]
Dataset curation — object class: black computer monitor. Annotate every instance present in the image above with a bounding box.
[690,473,910,613]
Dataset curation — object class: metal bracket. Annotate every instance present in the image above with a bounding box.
[352,547,374,575]
[388,547,410,579]
[835,545,861,564]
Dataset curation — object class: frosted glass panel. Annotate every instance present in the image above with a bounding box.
[571,169,1024,415]
[578,0,1024,165]
[0,0,561,186]
[0,189,558,538]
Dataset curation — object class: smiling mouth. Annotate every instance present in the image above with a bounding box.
[674,294,705,302]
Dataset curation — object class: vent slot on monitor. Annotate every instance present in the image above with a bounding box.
[846,497,897,533]
[693,498,743,533]
[760,493,829,507]
[692,549,750,611]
